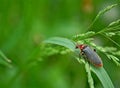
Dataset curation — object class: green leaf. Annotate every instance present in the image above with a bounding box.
[85,63,94,88]
[0,50,12,67]
[43,37,75,51]
[44,37,114,88]
[91,66,114,88]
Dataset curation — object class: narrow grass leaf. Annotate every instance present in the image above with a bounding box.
[43,37,75,51]
[0,50,12,67]
[0,50,12,63]
[91,66,114,88]
[85,63,94,88]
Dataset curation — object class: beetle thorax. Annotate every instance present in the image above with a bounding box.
[76,44,86,50]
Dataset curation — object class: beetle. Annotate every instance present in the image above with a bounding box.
[76,44,103,67]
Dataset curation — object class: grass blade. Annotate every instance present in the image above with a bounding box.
[0,50,12,67]
[43,37,75,51]
[44,37,114,88]
[91,66,114,88]
[0,50,11,63]
[85,63,94,88]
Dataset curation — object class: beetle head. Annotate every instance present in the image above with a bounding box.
[76,44,86,50]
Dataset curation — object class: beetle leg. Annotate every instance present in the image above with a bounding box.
[78,51,85,59]
[81,51,84,56]
[81,51,85,55]
[79,52,84,59]
[93,49,96,52]
[81,52,88,61]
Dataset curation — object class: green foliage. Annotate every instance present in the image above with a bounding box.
[0,1,120,88]
[44,3,120,88]
[108,19,120,27]
[0,50,12,67]
[107,55,120,66]
[91,66,114,88]
[73,31,95,41]
[44,37,75,51]
[43,37,115,88]
[85,63,94,88]
[88,4,118,30]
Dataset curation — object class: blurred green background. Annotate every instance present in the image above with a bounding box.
[0,0,120,88]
